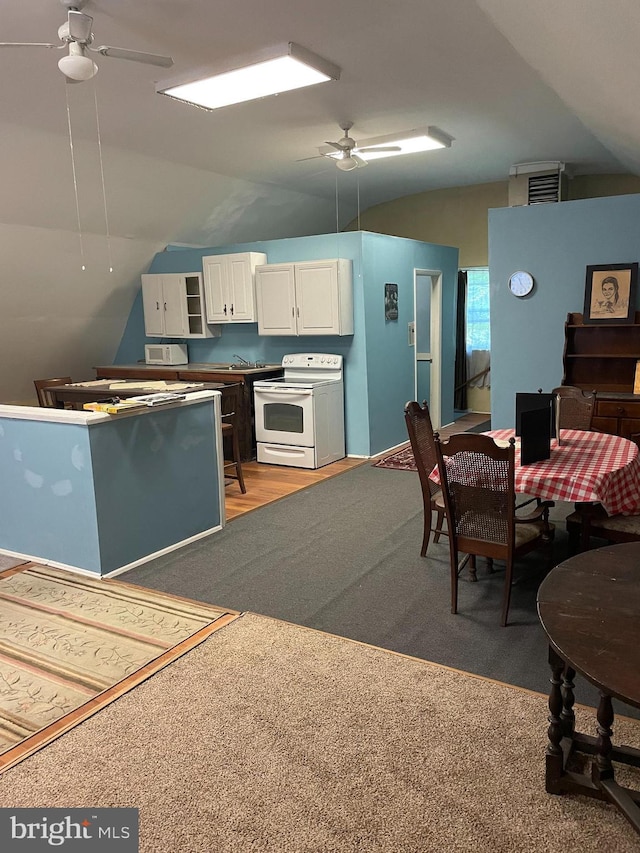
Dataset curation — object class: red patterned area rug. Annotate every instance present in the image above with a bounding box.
[373,417,491,471]
[373,444,416,471]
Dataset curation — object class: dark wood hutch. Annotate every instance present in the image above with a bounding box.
[562,312,640,439]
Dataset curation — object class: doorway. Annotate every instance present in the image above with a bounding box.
[414,270,442,428]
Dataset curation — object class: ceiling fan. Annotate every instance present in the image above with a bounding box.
[0,0,174,82]
[320,122,401,171]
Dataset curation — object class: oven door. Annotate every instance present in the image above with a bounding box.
[254,386,315,447]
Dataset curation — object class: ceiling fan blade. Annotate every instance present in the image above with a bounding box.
[296,154,324,162]
[0,42,62,49]
[68,10,93,43]
[357,146,402,153]
[92,45,174,67]
[324,141,344,151]
[352,153,369,167]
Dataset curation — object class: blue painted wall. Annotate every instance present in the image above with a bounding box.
[116,231,459,456]
[361,233,459,452]
[489,194,640,428]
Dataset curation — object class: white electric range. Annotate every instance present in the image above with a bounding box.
[253,353,345,469]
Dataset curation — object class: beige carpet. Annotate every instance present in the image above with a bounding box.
[0,612,638,851]
[0,565,236,767]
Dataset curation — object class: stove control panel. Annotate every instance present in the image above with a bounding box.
[282,353,342,368]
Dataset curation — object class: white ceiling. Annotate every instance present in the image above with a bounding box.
[0,0,636,237]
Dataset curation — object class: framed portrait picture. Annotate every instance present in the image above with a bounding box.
[384,283,398,320]
[583,262,638,325]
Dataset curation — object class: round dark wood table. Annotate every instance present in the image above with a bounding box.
[537,542,640,834]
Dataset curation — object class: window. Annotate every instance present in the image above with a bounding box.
[464,268,490,355]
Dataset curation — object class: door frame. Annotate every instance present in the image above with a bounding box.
[413,269,442,429]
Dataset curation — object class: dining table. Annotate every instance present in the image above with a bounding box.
[483,428,640,516]
[537,542,640,834]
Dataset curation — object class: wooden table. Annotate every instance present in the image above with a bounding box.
[94,363,284,461]
[537,543,640,834]
[44,379,224,408]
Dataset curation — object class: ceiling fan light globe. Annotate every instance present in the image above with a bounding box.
[336,156,358,172]
[58,52,98,80]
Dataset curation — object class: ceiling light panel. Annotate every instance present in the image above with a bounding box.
[157,43,340,111]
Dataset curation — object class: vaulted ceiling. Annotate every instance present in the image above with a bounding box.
[0,0,636,242]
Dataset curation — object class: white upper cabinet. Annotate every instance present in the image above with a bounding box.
[256,259,353,336]
[202,252,267,323]
[141,273,220,338]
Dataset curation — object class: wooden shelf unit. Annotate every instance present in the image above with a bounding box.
[563,311,640,392]
[562,312,640,439]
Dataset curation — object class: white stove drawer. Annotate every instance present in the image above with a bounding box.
[257,443,317,469]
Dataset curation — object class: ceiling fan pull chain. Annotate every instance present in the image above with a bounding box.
[92,84,113,273]
[64,82,86,271]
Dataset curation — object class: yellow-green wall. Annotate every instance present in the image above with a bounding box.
[351,174,640,267]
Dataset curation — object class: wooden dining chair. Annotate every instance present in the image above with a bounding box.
[404,400,447,556]
[434,432,555,627]
[565,504,640,552]
[220,384,246,494]
[552,386,596,431]
[34,377,72,408]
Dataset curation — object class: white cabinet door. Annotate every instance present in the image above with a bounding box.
[202,256,228,323]
[256,259,353,336]
[295,261,341,335]
[203,252,266,323]
[162,274,189,337]
[141,274,165,336]
[256,264,297,335]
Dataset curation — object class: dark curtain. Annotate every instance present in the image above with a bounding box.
[454,270,467,411]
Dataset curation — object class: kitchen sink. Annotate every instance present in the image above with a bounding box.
[190,362,268,370]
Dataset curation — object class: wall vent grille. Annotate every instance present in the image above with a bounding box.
[508,161,568,207]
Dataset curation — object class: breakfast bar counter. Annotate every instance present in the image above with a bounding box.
[0,391,224,576]
[95,362,284,460]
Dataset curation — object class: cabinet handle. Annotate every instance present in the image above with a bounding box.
[230,304,234,315]
[292,307,295,317]
[164,302,167,311]
[296,307,300,317]
[617,406,625,414]
[223,304,227,315]
[156,301,159,310]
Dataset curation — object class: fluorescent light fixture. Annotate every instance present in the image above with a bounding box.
[322,126,453,162]
[157,42,340,111]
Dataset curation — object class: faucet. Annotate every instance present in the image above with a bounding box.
[232,354,251,366]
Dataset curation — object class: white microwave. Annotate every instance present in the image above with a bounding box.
[145,343,188,365]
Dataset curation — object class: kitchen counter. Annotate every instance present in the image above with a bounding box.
[0,392,224,575]
[94,363,284,460]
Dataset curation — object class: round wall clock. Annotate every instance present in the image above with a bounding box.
[508,270,534,297]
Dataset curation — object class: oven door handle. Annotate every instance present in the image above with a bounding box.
[256,389,313,398]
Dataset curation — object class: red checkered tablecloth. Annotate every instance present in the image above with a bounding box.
[486,429,640,516]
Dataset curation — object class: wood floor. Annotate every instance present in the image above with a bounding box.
[225,456,365,520]
[224,412,489,521]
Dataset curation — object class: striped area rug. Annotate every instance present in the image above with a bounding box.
[0,564,238,771]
